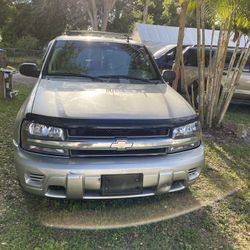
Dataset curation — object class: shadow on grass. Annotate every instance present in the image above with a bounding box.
[204,141,249,189]
[23,188,202,230]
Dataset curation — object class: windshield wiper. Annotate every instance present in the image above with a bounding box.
[48,73,104,82]
[98,75,161,83]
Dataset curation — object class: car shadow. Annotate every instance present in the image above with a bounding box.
[24,188,202,229]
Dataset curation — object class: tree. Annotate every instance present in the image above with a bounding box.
[196,0,205,123]
[162,0,196,27]
[175,0,250,128]
[196,0,250,127]
[15,35,39,49]
[142,0,150,23]
[133,0,155,24]
[162,0,181,26]
[172,0,189,90]
[65,0,89,30]
[0,1,33,47]
[171,0,250,128]
[31,0,67,45]
[151,0,164,25]
[85,0,117,31]
[1,0,68,47]
[0,0,11,28]
[107,0,135,33]
[101,0,117,31]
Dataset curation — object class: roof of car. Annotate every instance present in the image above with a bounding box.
[55,35,142,46]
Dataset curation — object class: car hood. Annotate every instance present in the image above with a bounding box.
[31,78,195,120]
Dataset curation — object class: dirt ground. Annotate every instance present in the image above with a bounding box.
[13,73,37,86]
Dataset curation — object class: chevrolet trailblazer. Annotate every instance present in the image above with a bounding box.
[13,32,205,199]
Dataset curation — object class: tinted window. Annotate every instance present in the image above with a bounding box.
[184,48,197,67]
[184,48,236,69]
[225,51,250,72]
[224,51,232,69]
[47,40,159,80]
[236,54,250,72]
[155,48,176,70]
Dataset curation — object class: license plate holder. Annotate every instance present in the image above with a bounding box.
[101,174,143,196]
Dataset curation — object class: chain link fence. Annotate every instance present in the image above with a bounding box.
[3,48,44,67]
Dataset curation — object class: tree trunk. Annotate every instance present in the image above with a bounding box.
[212,19,232,125]
[196,0,205,125]
[206,18,232,128]
[206,25,224,127]
[172,0,189,90]
[205,24,215,125]
[101,0,117,31]
[87,0,98,30]
[142,0,150,23]
[217,44,250,126]
[180,51,191,104]
[216,32,242,114]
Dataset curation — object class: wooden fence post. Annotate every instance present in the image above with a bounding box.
[0,49,7,98]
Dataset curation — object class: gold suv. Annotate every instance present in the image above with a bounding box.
[154,45,250,104]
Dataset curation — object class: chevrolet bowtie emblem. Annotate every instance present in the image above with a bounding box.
[111,140,133,150]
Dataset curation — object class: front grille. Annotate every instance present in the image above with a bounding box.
[67,125,170,157]
[70,148,167,157]
[68,127,170,138]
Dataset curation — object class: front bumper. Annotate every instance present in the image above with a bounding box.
[14,145,205,199]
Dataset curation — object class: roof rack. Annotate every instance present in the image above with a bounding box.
[63,30,132,43]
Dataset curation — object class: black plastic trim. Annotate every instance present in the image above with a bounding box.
[25,113,198,129]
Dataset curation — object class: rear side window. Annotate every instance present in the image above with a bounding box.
[183,48,246,69]
[225,51,250,72]
[242,56,250,72]
[184,48,215,67]
[184,48,198,67]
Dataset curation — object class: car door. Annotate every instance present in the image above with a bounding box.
[234,56,250,100]
[183,48,199,90]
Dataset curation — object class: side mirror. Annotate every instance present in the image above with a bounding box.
[19,63,40,78]
[162,70,176,82]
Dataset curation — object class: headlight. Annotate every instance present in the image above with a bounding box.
[27,122,65,140]
[21,121,68,156]
[169,121,201,153]
[172,121,201,139]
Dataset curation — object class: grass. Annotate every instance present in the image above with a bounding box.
[225,104,250,133]
[0,85,249,249]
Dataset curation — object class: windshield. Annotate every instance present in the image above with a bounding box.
[45,40,160,82]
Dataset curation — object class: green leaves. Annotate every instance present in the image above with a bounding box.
[202,0,250,35]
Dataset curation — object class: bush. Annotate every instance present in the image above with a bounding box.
[15,35,39,50]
